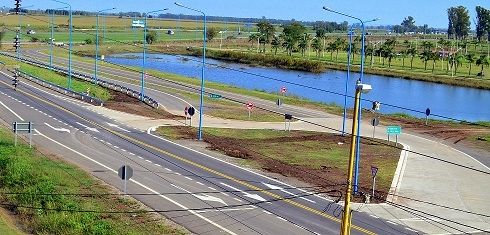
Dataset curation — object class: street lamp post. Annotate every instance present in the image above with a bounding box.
[52,0,73,90]
[17,5,34,61]
[141,9,168,101]
[50,6,68,71]
[323,6,379,194]
[94,8,116,84]
[341,26,354,136]
[175,2,207,141]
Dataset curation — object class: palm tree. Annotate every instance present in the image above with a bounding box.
[454,54,465,74]
[431,51,440,73]
[366,45,374,67]
[419,50,431,70]
[385,46,395,68]
[407,47,417,70]
[465,53,477,75]
[298,34,309,57]
[248,33,260,51]
[311,37,322,57]
[334,37,346,61]
[271,35,281,55]
[281,34,295,56]
[476,55,490,76]
[316,29,326,57]
[326,41,336,60]
[400,49,408,68]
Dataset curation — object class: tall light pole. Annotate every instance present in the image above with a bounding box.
[341,26,354,136]
[49,6,68,71]
[17,4,34,60]
[94,7,116,84]
[141,9,168,100]
[323,6,379,195]
[52,0,73,90]
[175,2,206,141]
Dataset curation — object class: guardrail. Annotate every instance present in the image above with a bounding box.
[0,52,160,109]
[16,69,104,106]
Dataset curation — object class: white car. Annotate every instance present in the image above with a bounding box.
[27,30,36,35]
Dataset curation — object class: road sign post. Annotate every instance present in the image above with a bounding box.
[386,126,401,146]
[425,108,431,126]
[118,165,133,194]
[246,102,254,119]
[12,121,33,147]
[371,118,379,138]
[187,107,195,126]
[284,114,293,131]
[371,166,378,199]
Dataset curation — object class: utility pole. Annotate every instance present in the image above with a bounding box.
[14,0,21,60]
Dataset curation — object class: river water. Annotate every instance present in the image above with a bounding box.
[107,53,490,122]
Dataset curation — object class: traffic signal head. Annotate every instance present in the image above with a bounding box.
[14,0,21,14]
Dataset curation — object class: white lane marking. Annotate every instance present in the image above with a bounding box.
[195,207,255,213]
[129,153,135,156]
[113,146,119,149]
[196,182,204,186]
[276,216,287,222]
[174,172,182,176]
[262,182,316,203]
[145,159,151,163]
[165,168,172,172]
[107,122,131,133]
[154,163,161,167]
[171,184,227,206]
[44,122,71,133]
[405,227,417,232]
[262,210,272,215]
[233,198,243,202]
[386,221,397,225]
[220,192,229,197]
[75,122,99,133]
[208,187,216,191]
[220,183,267,202]
[185,176,193,181]
[148,131,333,204]
[35,131,236,234]
[0,101,25,121]
[369,214,379,219]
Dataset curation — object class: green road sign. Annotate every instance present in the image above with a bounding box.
[386,126,401,135]
[209,93,222,99]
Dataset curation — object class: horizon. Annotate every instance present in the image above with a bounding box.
[13,0,487,29]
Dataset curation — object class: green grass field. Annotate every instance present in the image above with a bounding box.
[0,127,186,234]
[0,55,112,101]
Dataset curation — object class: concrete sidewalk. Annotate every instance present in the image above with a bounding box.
[88,105,490,234]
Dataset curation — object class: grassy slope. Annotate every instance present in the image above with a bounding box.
[0,209,23,235]
[0,55,112,101]
[0,127,186,234]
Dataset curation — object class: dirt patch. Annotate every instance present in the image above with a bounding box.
[104,90,182,119]
[162,126,399,203]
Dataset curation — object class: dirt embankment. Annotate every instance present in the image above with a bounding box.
[104,90,182,119]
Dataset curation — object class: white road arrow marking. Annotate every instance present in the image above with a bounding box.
[262,182,316,203]
[171,184,228,206]
[220,183,267,202]
[45,122,70,133]
[75,122,99,133]
[107,122,130,132]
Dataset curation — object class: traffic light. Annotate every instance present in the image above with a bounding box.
[14,0,21,14]
[12,71,19,90]
[13,33,20,52]
[372,101,380,111]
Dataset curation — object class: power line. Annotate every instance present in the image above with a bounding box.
[388,202,490,234]
[17,14,490,127]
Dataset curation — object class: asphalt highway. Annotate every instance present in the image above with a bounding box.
[0,70,418,234]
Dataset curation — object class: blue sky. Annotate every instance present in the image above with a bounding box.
[21,0,488,28]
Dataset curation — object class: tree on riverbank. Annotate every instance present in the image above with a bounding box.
[447,6,471,40]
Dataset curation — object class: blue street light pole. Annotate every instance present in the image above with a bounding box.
[141,9,168,100]
[175,2,206,141]
[52,0,72,90]
[95,8,116,84]
[50,6,67,71]
[323,6,379,194]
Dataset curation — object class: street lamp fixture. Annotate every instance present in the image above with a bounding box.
[174,2,207,141]
[323,6,379,195]
[94,7,116,84]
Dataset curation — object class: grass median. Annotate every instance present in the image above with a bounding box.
[0,127,186,234]
[0,55,112,101]
[157,126,401,202]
